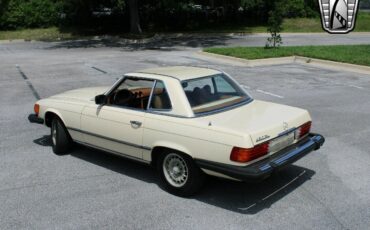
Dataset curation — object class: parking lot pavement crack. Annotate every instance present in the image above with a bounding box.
[91,66,108,74]
[16,65,28,80]
[15,65,41,100]
[301,186,347,230]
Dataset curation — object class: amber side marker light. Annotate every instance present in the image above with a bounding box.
[230,143,269,163]
[34,104,40,115]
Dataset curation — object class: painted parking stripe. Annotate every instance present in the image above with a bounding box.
[256,89,284,98]
[336,83,364,90]
[347,84,363,89]
[261,170,306,201]
[238,170,306,211]
[241,84,251,89]
[242,84,284,99]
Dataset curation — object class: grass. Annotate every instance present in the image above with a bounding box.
[0,26,156,41]
[184,12,370,33]
[0,27,78,41]
[354,11,370,31]
[184,24,267,33]
[187,19,318,33]
[204,45,370,67]
[282,18,322,32]
[282,12,370,32]
[0,12,369,41]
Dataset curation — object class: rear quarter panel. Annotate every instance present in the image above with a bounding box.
[143,113,248,166]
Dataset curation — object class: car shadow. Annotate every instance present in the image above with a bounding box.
[33,135,53,146]
[196,166,314,214]
[34,135,315,214]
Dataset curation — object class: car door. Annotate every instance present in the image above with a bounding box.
[80,77,155,160]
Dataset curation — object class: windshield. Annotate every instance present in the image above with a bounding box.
[182,73,251,115]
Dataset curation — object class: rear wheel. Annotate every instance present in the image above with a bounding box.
[51,118,72,155]
[157,151,205,196]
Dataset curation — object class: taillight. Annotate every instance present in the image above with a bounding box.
[34,104,40,115]
[296,121,311,139]
[230,143,269,163]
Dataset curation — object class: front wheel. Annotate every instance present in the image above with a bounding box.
[157,152,205,197]
[51,118,72,155]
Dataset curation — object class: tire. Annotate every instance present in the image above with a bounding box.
[157,151,205,197]
[51,117,72,155]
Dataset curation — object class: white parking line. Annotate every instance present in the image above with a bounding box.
[241,85,284,99]
[336,83,365,90]
[238,170,307,211]
[261,170,306,201]
[256,89,284,98]
[347,84,364,89]
[241,84,251,89]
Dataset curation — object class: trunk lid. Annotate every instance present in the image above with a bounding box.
[199,100,311,146]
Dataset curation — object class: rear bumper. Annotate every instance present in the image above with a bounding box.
[28,114,44,124]
[196,133,325,181]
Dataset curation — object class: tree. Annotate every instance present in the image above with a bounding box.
[265,2,283,48]
[0,0,10,14]
[127,0,141,33]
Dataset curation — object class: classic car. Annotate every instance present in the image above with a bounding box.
[28,66,325,196]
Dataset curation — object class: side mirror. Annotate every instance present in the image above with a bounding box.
[95,94,107,105]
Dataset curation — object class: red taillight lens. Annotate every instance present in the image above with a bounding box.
[34,104,40,115]
[297,121,311,139]
[230,143,269,163]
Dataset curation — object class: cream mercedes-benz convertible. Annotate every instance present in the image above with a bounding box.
[29,66,324,196]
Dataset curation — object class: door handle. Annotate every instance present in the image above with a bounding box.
[130,120,142,128]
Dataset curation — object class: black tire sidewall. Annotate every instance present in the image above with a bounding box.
[157,151,204,197]
[51,118,71,155]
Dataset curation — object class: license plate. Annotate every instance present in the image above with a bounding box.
[269,132,295,153]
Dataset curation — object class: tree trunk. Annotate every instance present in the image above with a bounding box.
[127,0,142,34]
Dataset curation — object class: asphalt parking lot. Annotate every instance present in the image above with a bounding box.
[0,40,370,230]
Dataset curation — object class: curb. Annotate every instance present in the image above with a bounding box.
[294,56,370,75]
[197,51,370,75]
[196,51,295,67]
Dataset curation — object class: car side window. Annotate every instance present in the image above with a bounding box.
[109,78,155,110]
[214,75,235,93]
[183,78,215,93]
[149,81,172,110]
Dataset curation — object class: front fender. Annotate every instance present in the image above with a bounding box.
[43,108,66,127]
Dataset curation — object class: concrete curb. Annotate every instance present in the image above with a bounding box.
[198,51,370,75]
[294,56,370,75]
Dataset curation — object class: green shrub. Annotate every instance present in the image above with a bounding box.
[0,0,60,29]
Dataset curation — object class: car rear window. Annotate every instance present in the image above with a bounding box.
[182,74,251,115]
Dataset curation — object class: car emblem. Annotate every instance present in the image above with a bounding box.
[283,122,289,131]
[318,0,359,34]
[256,135,270,143]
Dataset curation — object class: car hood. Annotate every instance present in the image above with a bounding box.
[197,100,311,146]
[50,86,110,102]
